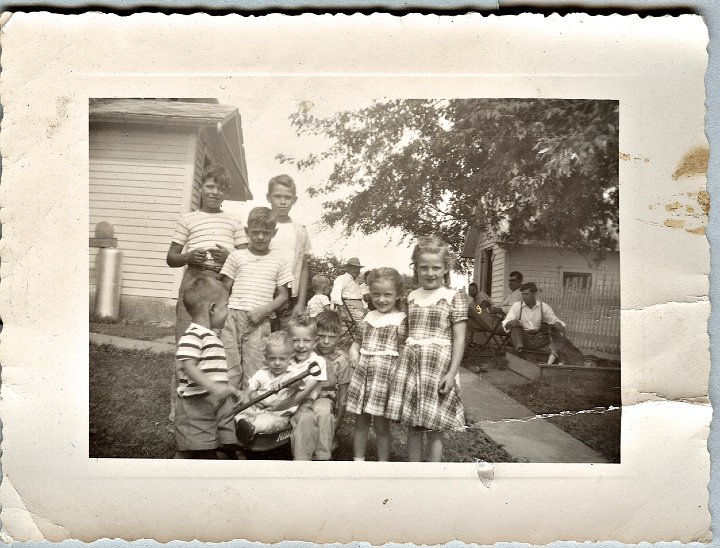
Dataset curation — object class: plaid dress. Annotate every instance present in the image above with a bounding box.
[385,287,468,431]
[346,310,408,417]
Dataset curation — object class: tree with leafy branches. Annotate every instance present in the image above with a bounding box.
[278,98,618,261]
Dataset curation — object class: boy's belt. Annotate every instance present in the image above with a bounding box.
[188,264,222,273]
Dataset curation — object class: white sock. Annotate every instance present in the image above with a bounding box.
[353,457,365,461]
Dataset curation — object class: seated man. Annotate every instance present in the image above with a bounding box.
[466,282,500,337]
[488,271,524,317]
[502,282,566,355]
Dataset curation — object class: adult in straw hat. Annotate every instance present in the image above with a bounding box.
[330,257,366,323]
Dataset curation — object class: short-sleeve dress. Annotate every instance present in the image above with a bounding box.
[346,310,408,417]
[385,287,468,431]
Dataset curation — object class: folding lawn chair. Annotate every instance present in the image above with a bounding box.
[473,313,511,366]
[340,299,363,340]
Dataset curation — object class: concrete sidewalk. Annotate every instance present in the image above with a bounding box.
[459,368,609,463]
[90,332,175,353]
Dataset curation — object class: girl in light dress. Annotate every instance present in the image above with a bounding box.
[385,235,468,462]
[346,268,408,461]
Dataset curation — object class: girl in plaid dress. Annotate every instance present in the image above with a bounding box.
[346,268,408,461]
[385,236,468,462]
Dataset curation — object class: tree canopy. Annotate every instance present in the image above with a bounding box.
[278,98,619,260]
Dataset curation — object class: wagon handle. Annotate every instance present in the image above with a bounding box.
[231,361,321,415]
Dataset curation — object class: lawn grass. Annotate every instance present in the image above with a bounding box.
[90,343,520,462]
[90,345,176,458]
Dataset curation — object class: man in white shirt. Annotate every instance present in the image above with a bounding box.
[330,258,366,323]
[488,271,524,316]
[502,282,566,354]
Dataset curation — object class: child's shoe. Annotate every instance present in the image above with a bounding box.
[235,417,255,445]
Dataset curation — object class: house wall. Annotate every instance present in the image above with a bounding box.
[473,233,507,303]
[89,123,197,306]
[505,245,620,287]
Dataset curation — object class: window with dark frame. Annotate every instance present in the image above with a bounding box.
[563,272,592,290]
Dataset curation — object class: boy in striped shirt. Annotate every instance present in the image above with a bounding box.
[175,276,245,459]
[220,207,294,389]
[167,165,246,425]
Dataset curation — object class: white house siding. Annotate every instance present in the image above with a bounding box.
[505,245,620,287]
[474,233,507,303]
[89,123,196,300]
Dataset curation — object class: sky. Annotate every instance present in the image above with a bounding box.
[217,92,468,287]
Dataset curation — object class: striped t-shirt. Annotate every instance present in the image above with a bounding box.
[171,210,246,270]
[176,323,228,397]
[220,248,294,311]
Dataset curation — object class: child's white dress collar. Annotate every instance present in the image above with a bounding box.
[363,310,406,327]
[407,287,457,307]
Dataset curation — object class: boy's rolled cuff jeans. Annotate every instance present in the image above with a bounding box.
[221,309,271,390]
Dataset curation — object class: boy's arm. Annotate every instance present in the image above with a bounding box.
[218,274,234,293]
[180,358,242,401]
[267,377,320,411]
[348,341,361,368]
[166,242,206,268]
[267,378,320,411]
[248,284,288,324]
[293,254,309,315]
[335,383,349,427]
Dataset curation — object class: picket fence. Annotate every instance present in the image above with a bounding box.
[535,276,620,357]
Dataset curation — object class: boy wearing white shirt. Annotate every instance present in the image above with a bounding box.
[266,175,312,320]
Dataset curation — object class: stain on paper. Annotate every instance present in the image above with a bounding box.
[619,152,650,162]
[648,190,709,236]
[672,146,709,180]
[46,96,71,138]
[298,100,315,113]
[664,219,685,229]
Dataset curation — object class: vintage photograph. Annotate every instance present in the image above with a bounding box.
[88,96,621,463]
[1,11,709,543]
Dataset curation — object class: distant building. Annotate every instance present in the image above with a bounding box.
[461,227,619,301]
[462,227,620,357]
[89,98,252,320]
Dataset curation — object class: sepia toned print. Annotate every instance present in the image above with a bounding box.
[88,97,620,463]
[0,12,710,544]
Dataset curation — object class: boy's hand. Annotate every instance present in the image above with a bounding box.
[210,384,242,402]
[247,308,265,324]
[505,319,522,329]
[186,248,207,266]
[438,372,456,394]
[209,244,231,264]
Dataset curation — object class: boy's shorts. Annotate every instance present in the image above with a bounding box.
[175,394,237,451]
